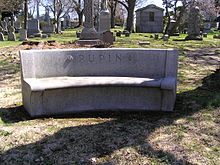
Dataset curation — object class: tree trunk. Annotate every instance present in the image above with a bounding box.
[110,4,115,28]
[169,6,186,35]
[24,0,28,29]
[75,11,83,28]
[164,1,171,34]
[56,16,60,33]
[126,0,136,32]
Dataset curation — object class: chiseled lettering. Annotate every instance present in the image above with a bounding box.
[67,55,74,61]
[89,54,95,62]
[99,55,105,61]
[79,55,85,62]
[116,54,122,62]
[108,54,111,62]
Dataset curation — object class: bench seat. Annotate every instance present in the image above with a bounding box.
[24,76,175,92]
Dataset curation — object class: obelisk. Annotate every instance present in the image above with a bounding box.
[80,0,99,40]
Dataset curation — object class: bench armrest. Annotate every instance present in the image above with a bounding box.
[161,77,177,90]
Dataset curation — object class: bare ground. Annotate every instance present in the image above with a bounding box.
[0,43,220,165]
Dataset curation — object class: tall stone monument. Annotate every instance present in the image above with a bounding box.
[185,1,202,40]
[98,0,111,33]
[80,0,99,40]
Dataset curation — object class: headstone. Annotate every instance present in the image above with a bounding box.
[203,33,207,37]
[80,0,99,40]
[41,34,48,38]
[76,31,81,38]
[139,41,150,46]
[27,19,41,37]
[213,35,220,39]
[116,31,121,37]
[125,31,130,37]
[154,33,159,40]
[41,24,55,34]
[34,33,42,38]
[101,31,114,45]
[0,26,5,41]
[123,30,128,34]
[8,25,16,41]
[203,22,213,33]
[98,0,110,33]
[163,34,169,41]
[185,3,202,40]
[19,29,27,41]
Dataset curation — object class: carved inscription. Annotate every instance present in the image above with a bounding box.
[67,53,137,64]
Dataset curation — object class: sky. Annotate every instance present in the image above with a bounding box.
[146,0,164,8]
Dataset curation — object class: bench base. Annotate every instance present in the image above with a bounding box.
[22,84,176,117]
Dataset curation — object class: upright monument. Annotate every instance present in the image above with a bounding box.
[185,1,202,40]
[80,0,99,40]
[98,0,111,33]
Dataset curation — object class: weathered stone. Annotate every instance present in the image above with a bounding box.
[20,48,178,117]
[116,31,121,37]
[154,33,159,40]
[185,4,202,40]
[41,34,48,38]
[76,31,81,38]
[203,33,207,37]
[27,19,41,37]
[125,31,130,37]
[41,24,55,34]
[8,26,16,41]
[213,35,220,39]
[100,31,114,45]
[80,0,99,40]
[139,41,150,46]
[29,35,35,38]
[19,29,27,41]
[76,39,103,46]
[98,0,110,33]
[163,34,169,41]
[34,33,42,38]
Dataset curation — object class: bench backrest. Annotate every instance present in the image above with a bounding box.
[20,48,178,79]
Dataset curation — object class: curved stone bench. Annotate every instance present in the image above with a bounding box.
[20,48,178,117]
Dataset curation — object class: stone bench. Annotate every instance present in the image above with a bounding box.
[20,48,178,117]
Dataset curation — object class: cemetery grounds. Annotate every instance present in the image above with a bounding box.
[0,29,220,165]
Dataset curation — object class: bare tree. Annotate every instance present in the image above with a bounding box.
[41,0,74,33]
[112,0,144,32]
[72,0,84,27]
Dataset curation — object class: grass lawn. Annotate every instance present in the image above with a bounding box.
[0,28,219,165]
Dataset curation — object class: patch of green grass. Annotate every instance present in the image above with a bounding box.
[0,41,22,47]
[0,130,13,136]
[0,117,4,124]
